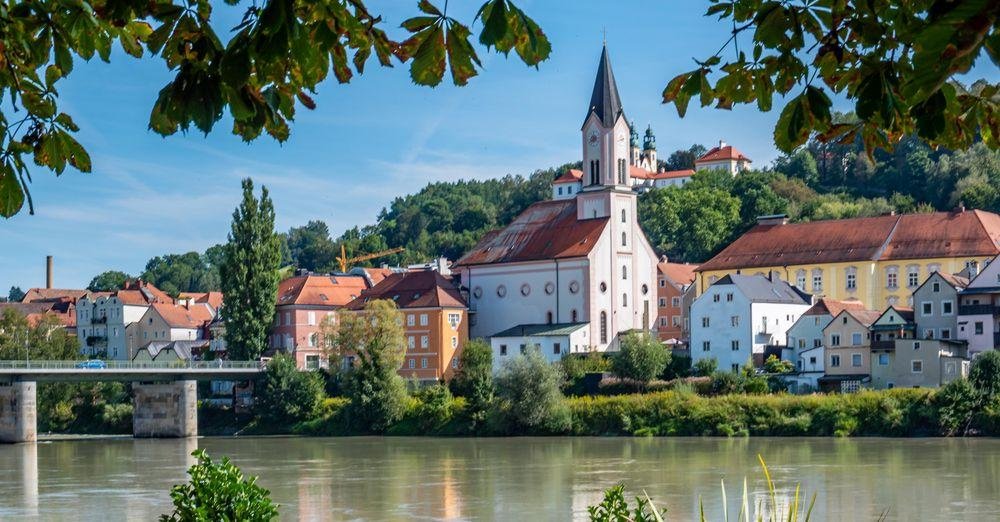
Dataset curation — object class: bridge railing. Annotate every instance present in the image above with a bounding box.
[0,360,264,370]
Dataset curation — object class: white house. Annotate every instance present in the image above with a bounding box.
[132,302,214,351]
[785,298,866,389]
[455,46,659,367]
[694,140,752,175]
[957,256,1000,355]
[490,323,590,365]
[76,280,174,360]
[690,274,812,373]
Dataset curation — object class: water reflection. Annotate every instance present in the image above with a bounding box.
[0,437,998,520]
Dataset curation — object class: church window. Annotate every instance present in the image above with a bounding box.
[600,312,608,343]
[617,158,626,184]
[520,284,531,296]
[546,311,553,324]
[621,232,627,246]
[571,309,578,322]
[622,293,628,307]
[595,160,601,184]
[544,282,555,295]
[622,266,628,280]
[599,282,607,293]
[496,285,507,298]
[569,281,580,294]
[621,209,626,223]
[641,284,648,295]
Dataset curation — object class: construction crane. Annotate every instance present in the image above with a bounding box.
[337,245,405,273]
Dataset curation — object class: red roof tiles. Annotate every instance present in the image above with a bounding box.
[552,169,583,184]
[803,298,867,317]
[151,303,214,328]
[658,261,697,286]
[453,199,608,267]
[276,274,369,307]
[21,288,89,303]
[699,210,1000,271]
[651,169,695,180]
[178,291,224,311]
[346,270,467,310]
[696,144,751,163]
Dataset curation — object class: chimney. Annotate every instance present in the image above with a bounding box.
[756,214,789,226]
[719,139,727,148]
[46,255,53,289]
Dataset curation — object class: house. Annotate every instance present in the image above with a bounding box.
[820,308,882,391]
[913,271,968,342]
[957,256,1000,356]
[270,273,370,369]
[868,306,916,389]
[76,280,173,360]
[455,46,659,365]
[696,209,1000,309]
[694,140,752,174]
[0,300,78,334]
[131,302,214,352]
[552,169,583,200]
[345,270,469,381]
[885,338,969,388]
[132,340,210,364]
[655,258,697,345]
[690,274,812,373]
[177,291,224,316]
[490,323,589,365]
[785,298,867,390]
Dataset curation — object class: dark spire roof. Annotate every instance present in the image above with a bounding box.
[586,45,624,127]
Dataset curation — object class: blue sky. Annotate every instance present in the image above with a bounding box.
[1,2,997,291]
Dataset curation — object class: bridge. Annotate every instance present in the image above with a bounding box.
[0,361,265,443]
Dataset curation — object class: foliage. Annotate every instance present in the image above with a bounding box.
[763,355,794,374]
[693,358,718,377]
[86,271,133,292]
[0,309,78,360]
[611,332,670,385]
[220,178,281,360]
[638,179,741,262]
[412,384,456,433]
[160,449,278,522]
[494,346,571,433]
[333,299,409,433]
[7,286,25,302]
[143,249,223,295]
[969,351,1000,401]
[665,1,1000,155]
[449,338,494,426]
[934,378,979,436]
[562,351,612,381]
[0,0,550,217]
[254,354,323,428]
[587,484,665,522]
[285,221,338,273]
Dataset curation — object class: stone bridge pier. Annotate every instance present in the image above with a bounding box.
[0,382,36,443]
[133,380,197,438]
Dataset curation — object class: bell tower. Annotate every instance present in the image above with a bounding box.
[581,45,630,192]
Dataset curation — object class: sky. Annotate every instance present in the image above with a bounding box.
[1,2,997,292]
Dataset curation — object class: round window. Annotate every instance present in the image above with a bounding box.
[641,284,649,295]
[472,286,483,299]
[569,281,580,294]
[496,285,507,298]
[599,282,607,293]
[544,282,555,295]
[520,284,531,296]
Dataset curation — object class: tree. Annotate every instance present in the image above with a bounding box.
[494,346,570,433]
[0,308,78,360]
[254,354,323,427]
[611,331,670,386]
[7,286,25,302]
[220,178,281,361]
[87,271,132,292]
[639,184,741,262]
[660,144,707,171]
[763,355,794,374]
[663,2,1000,155]
[693,358,717,377]
[0,1,550,217]
[970,351,1000,401]
[286,220,338,272]
[143,251,221,294]
[449,338,494,426]
[331,299,408,433]
[160,449,278,522]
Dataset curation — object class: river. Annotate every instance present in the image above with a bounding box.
[0,436,998,520]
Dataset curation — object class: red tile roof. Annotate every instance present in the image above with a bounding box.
[361,268,395,286]
[151,303,214,328]
[108,280,173,305]
[276,274,369,307]
[346,270,467,310]
[803,298,867,317]
[0,302,76,328]
[629,166,655,180]
[843,309,884,327]
[658,261,697,286]
[651,169,695,180]
[453,199,608,267]
[696,144,751,163]
[698,210,1000,271]
[552,169,583,184]
[178,291,224,311]
[21,288,89,303]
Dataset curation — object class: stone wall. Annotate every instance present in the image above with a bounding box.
[0,382,37,443]
[133,380,196,438]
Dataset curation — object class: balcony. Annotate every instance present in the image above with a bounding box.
[85,336,107,347]
[871,340,895,351]
[959,304,999,316]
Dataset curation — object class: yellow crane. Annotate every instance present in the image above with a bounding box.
[337,245,405,273]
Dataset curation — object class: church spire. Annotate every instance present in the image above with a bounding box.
[586,45,624,128]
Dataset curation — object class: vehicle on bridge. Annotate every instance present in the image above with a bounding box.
[75,360,107,370]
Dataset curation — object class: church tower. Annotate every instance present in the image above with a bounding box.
[642,124,657,168]
[580,45,631,192]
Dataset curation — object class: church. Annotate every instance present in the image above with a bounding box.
[452,46,659,364]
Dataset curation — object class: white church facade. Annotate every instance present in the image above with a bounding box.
[453,46,659,365]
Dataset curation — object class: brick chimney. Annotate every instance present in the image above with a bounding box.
[46,255,53,289]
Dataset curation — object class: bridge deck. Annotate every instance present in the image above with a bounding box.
[0,361,264,382]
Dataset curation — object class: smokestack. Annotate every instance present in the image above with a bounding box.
[46,255,53,289]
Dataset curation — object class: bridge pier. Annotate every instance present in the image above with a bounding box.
[133,380,197,438]
[0,382,37,443]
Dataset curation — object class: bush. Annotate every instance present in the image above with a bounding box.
[160,449,278,521]
[662,354,691,380]
[495,347,571,433]
[255,354,324,428]
[100,403,133,432]
[611,332,669,386]
[970,351,1000,400]
[693,358,717,376]
[449,338,494,427]
[562,351,612,381]
[413,384,455,432]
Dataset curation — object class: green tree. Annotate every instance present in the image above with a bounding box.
[87,271,132,292]
[664,2,1000,155]
[763,355,794,374]
[660,144,707,171]
[639,184,741,262]
[450,338,494,427]
[7,286,25,302]
[774,149,820,186]
[935,378,979,436]
[286,220,338,272]
[254,354,323,427]
[220,178,281,361]
[0,0,550,217]
[693,358,718,377]
[611,331,670,386]
[494,346,570,433]
[143,251,221,294]
[332,299,409,433]
[160,449,278,522]
[0,308,78,360]
[970,351,1000,401]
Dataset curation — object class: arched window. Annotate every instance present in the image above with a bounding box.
[571,309,578,322]
[600,312,608,343]
[546,311,553,324]
[622,293,628,307]
[622,265,628,280]
[621,232,627,246]
[621,209,626,223]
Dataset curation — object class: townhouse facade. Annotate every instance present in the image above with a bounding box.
[957,258,1000,355]
[821,309,881,391]
[76,280,174,360]
[786,298,867,390]
[655,258,697,344]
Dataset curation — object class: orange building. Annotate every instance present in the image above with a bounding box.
[346,270,468,382]
[656,258,697,344]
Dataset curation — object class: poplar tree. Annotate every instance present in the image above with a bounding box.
[220,178,280,361]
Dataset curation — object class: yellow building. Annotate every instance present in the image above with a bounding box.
[696,210,1000,309]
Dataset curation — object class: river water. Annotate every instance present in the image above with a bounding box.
[0,436,998,521]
